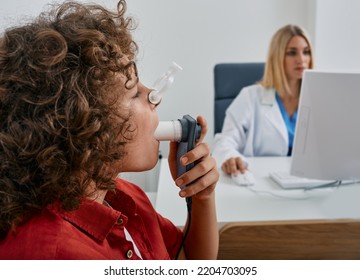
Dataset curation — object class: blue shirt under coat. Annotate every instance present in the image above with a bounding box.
[275,94,297,156]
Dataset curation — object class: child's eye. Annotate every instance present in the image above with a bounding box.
[130,86,141,99]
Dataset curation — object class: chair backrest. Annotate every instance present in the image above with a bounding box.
[218,219,360,260]
[214,63,264,134]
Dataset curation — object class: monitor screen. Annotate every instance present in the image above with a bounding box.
[290,70,360,180]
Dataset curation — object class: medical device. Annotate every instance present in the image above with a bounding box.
[155,115,201,179]
[155,115,201,259]
[148,61,183,105]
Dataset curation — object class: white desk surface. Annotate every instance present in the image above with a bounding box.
[155,157,360,226]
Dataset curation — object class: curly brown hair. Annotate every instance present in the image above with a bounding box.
[0,0,138,237]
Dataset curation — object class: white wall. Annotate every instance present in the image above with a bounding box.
[0,0,314,191]
[315,0,360,71]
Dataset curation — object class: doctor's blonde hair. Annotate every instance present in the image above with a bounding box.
[259,24,314,97]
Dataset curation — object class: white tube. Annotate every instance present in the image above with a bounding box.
[154,121,182,141]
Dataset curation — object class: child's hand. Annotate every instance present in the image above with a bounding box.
[168,116,219,200]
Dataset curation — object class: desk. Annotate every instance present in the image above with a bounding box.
[155,157,360,226]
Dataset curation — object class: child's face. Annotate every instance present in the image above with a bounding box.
[120,78,160,172]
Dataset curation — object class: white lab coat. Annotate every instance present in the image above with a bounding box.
[212,84,288,167]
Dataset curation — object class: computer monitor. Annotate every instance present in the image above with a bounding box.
[290,70,360,181]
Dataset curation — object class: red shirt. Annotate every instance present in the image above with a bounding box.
[0,178,183,260]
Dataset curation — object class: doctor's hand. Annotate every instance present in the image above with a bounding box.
[221,157,248,176]
[168,116,219,201]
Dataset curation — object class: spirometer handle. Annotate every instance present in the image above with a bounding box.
[176,142,194,208]
[176,115,201,207]
[176,142,195,177]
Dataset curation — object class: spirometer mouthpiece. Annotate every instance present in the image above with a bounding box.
[154,121,183,142]
[154,115,202,142]
[148,61,183,105]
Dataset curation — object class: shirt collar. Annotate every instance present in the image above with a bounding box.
[260,87,276,105]
[48,187,135,242]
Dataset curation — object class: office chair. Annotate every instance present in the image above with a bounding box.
[213,63,264,134]
[218,219,360,260]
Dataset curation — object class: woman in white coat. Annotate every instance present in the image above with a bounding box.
[212,24,314,176]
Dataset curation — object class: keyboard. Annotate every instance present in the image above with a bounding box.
[269,171,335,189]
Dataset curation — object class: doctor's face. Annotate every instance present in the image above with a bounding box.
[284,35,311,82]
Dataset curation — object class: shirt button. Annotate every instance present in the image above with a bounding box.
[126,250,133,259]
[116,218,123,225]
